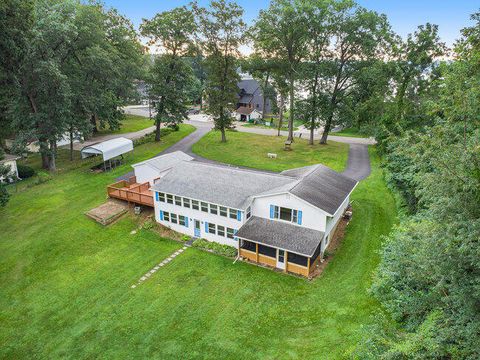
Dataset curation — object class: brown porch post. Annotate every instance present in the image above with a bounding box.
[307,257,311,276]
[284,251,288,273]
[255,243,259,262]
[238,238,241,257]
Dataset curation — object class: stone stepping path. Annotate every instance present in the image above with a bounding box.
[131,246,187,288]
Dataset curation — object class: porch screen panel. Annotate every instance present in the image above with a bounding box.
[258,244,276,258]
[288,252,308,266]
[241,240,256,252]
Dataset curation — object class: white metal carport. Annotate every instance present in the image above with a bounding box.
[81,137,133,171]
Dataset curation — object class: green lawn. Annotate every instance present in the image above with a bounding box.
[1,123,396,358]
[97,114,154,135]
[331,128,368,138]
[192,130,349,172]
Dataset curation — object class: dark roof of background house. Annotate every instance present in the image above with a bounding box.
[237,216,323,257]
[236,107,254,115]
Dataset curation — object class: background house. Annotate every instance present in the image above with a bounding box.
[235,77,274,122]
[0,154,20,182]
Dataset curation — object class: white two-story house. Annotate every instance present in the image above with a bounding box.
[139,151,357,277]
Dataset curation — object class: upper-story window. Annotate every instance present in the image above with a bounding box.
[210,204,218,215]
[175,196,182,206]
[229,208,237,219]
[192,200,199,210]
[271,205,302,225]
[166,194,173,204]
[219,206,228,217]
[246,206,251,219]
[201,202,209,212]
[158,193,165,202]
[183,198,190,208]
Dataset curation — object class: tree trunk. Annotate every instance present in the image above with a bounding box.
[262,74,269,121]
[278,94,284,137]
[288,73,295,142]
[69,128,74,161]
[48,140,56,172]
[155,117,161,142]
[320,112,334,144]
[90,114,98,134]
[220,126,226,143]
[309,71,319,146]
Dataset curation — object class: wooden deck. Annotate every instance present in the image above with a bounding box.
[107,176,154,207]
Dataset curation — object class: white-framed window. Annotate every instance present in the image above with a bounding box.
[163,211,170,222]
[179,215,186,226]
[175,196,182,206]
[183,198,190,208]
[171,213,178,224]
[217,225,225,237]
[201,202,209,212]
[192,200,199,210]
[292,209,298,223]
[166,194,173,204]
[246,206,251,219]
[226,227,235,239]
[219,206,228,217]
[273,205,279,218]
[229,208,237,219]
[208,223,216,234]
[158,193,165,202]
[210,204,218,215]
[273,206,298,223]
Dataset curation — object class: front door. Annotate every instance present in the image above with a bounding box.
[277,249,286,270]
[194,219,201,237]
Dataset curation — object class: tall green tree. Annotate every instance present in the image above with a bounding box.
[318,5,390,144]
[194,0,246,143]
[252,0,308,142]
[357,12,480,359]
[141,6,196,141]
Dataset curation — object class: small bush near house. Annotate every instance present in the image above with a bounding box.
[34,171,52,185]
[181,235,190,242]
[133,127,175,146]
[141,219,154,230]
[192,238,237,258]
[17,164,35,179]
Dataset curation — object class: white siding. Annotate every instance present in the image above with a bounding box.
[325,195,349,237]
[153,193,244,247]
[251,193,327,232]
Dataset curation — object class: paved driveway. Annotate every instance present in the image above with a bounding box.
[116,106,372,181]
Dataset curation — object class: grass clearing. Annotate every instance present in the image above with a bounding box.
[97,114,154,135]
[1,122,396,358]
[192,130,349,172]
[331,128,368,138]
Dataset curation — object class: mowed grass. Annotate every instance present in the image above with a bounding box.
[97,114,154,135]
[1,124,396,359]
[331,128,368,138]
[192,130,350,172]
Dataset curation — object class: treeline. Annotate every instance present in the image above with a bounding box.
[353,13,480,360]
[0,0,145,171]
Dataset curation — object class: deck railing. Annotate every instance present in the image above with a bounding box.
[107,178,154,207]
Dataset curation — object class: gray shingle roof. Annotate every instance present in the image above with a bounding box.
[282,164,358,215]
[236,216,324,257]
[151,161,296,209]
[132,151,193,172]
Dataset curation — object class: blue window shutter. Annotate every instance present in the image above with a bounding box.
[205,222,209,233]
[185,217,189,227]
[270,205,274,219]
[237,210,241,221]
[234,229,238,241]
[159,210,164,221]
[298,210,303,225]
[155,192,159,202]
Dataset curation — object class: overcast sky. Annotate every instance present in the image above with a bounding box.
[104,0,478,49]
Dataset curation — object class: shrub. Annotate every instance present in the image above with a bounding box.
[133,127,176,146]
[181,235,190,242]
[34,171,52,185]
[142,219,154,230]
[192,238,237,258]
[17,164,35,179]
